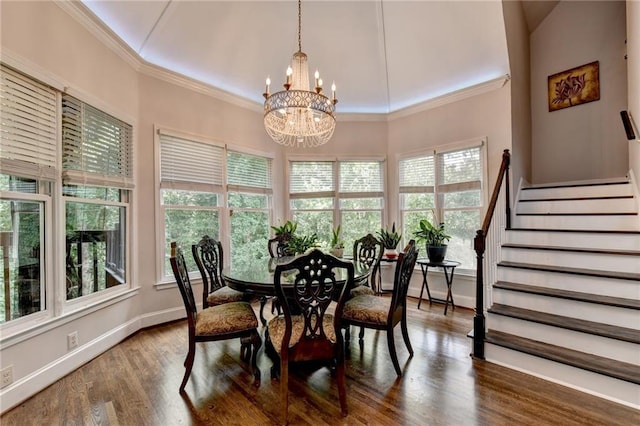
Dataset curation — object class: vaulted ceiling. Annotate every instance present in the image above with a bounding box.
[80,1,554,114]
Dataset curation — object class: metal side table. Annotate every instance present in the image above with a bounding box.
[416,259,461,315]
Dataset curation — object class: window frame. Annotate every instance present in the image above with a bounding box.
[398,138,487,274]
[286,156,386,249]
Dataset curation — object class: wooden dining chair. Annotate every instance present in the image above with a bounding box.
[170,242,261,392]
[192,235,245,308]
[350,233,384,297]
[266,248,353,424]
[340,240,419,376]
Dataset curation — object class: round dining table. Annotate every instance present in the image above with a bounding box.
[222,255,371,296]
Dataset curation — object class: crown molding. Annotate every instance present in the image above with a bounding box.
[387,74,511,121]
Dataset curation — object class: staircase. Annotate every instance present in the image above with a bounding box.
[484,177,640,408]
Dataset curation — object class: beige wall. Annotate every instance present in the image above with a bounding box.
[502,0,532,190]
[628,1,640,190]
[531,1,628,183]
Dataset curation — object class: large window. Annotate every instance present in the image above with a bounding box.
[62,94,133,300]
[0,64,57,322]
[399,142,484,271]
[157,130,273,279]
[289,159,384,249]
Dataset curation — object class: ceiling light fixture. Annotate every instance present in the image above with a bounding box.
[263,0,337,148]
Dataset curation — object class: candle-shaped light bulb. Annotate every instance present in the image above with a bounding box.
[331,82,336,100]
[266,76,271,92]
[314,69,320,87]
[286,66,293,83]
[318,78,323,88]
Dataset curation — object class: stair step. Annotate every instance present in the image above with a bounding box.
[515,213,639,231]
[498,261,640,281]
[504,228,640,251]
[485,330,640,385]
[519,180,633,200]
[487,304,640,344]
[493,281,640,310]
[500,244,640,273]
[517,197,637,214]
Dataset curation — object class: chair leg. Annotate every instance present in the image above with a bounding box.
[250,330,262,385]
[358,326,365,340]
[259,296,268,326]
[336,356,348,416]
[344,326,351,344]
[180,339,196,392]
[240,335,251,362]
[280,359,289,425]
[386,328,402,376]
[401,318,414,357]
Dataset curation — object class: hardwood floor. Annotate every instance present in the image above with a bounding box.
[2,297,638,425]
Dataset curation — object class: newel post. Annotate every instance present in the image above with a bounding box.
[473,229,486,359]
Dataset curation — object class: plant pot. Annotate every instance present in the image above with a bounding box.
[384,248,398,259]
[331,247,344,258]
[426,244,447,263]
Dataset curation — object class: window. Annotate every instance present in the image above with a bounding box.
[157,130,274,279]
[62,95,132,299]
[158,132,223,277]
[289,159,384,249]
[0,64,57,322]
[399,142,484,271]
[227,151,272,268]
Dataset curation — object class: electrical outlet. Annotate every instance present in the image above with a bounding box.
[68,331,79,349]
[1,365,13,388]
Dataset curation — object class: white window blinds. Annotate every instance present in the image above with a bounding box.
[289,161,335,198]
[437,146,482,193]
[61,94,133,189]
[339,161,383,197]
[399,154,434,193]
[159,132,224,193]
[227,150,272,194]
[0,64,57,181]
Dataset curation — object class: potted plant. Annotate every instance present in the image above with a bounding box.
[414,218,451,262]
[271,219,297,243]
[286,233,319,255]
[330,225,345,258]
[377,222,402,259]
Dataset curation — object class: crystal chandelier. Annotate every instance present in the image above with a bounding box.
[263,0,337,148]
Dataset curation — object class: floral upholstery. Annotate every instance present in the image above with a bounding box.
[268,314,337,353]
[342,295,390,325]
[350,284,375,297]
[195,301,258,336]
[206,286,245,306]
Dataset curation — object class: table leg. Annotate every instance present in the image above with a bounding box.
[442,266,456,315]
[417,265,432,309]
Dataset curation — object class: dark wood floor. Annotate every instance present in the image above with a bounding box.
[2,297,638,425]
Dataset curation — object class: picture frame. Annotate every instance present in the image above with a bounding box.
[548,61,600,112]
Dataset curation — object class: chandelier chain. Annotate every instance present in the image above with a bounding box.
[297,0,302,52]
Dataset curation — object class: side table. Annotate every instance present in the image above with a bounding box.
[416,259,461,315]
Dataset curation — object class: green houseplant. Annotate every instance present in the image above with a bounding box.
[271,220,297,243]
[377,222,402,259]
[330,225,345,257]
[286,233,319,255]
[414,219,451,262]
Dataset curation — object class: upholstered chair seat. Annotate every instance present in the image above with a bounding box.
[196,302,258,335]
[268,314,337,350]
[349,284,376,298]
[206,286,245,306]
[342,294,389,325]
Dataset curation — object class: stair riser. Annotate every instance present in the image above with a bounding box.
[501,249,640,274]
[487,316,639,364]
[484,345,640,408]
[517,198,637,214]
[496,267,639,299]
[520,184,633,200]
[516,214,639,231]
[491,290,639,329]
[503,230,640,251]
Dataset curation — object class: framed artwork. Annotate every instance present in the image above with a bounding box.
[548,61,600,112]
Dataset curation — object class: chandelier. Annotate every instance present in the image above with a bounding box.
[263,0,337,148]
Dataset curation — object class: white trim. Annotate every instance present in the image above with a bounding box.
[156,126,226,149]
[388,75,511,121]
[0,49,66,91]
